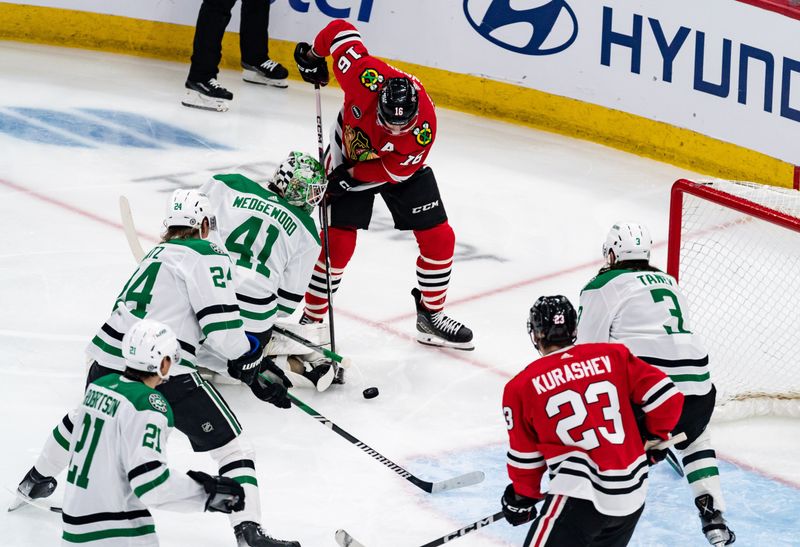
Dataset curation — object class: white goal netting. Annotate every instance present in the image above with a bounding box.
[671,179,800,420]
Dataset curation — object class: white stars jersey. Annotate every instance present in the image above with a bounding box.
[577,268,713,397]
[200,174,321,333]
[86,239,250,376]
[61,373,207,546]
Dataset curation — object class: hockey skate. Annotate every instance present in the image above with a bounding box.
[695,494,735,546]
[242,60,289,88]
[182,78,233,112]
[234,521,300,547]
[412,288,474,351]
[10,467,57,511]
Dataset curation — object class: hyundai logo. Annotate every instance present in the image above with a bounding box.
[463,0,578,56]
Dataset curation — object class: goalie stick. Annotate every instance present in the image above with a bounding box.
[335,511,505,547]
[260,373,484,494]
[118,196,355,370]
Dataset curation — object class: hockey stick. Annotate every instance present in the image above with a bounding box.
[315,83,337,353]
[664,448,685,477]
[119,196,145,262]
[272,325,350,368]
[644,432,687,452]
[335,511,505,547]
[261,373,484,493]
[5,486,62,514]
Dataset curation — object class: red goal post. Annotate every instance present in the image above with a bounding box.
[667,179,800,420]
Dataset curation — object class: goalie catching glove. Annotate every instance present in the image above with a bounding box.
[501,483,537,526]
[294,42,329,86]
[187,471,245,513]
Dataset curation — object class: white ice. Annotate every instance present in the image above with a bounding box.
[1,42,798,546]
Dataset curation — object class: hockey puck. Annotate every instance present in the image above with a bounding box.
[362,387,379,399]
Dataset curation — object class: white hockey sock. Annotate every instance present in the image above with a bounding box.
[210,436,262,527]
[679,429,726,512]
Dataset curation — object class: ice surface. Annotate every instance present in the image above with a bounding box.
[1,42,798,546]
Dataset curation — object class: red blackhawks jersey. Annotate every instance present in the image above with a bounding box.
[503,343,683,516]
[313,19,436,184]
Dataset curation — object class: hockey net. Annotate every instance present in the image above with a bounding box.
[668,178,800,421]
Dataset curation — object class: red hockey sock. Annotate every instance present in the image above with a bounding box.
[414,221,455,312]
[304,227,357,320]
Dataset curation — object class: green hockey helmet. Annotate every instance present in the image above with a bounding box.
[269,151,326,214]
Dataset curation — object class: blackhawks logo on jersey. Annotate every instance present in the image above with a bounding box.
[413,122,432,146]
[149,393,168,413]
[359,68,384,91]
[344,125,379,162]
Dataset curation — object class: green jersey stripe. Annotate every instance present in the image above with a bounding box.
[63,524,156,543]
[239,307,278,321]
[201,319,244,337]
[133,469,170,498]
[53,426,70,451]
[669,372,711,383]
[233,475,259,487]
[91,336,123,358]
[277,304,295,315]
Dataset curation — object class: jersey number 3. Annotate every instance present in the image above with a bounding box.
[545,381,625,450]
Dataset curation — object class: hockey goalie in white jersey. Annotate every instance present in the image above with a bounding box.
[576,222,734,546]
[62,319,245,545]
[201,151,337,391]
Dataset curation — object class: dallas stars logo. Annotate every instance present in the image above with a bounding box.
[149,393,168,413]
[359,68,384,91]
[413,122,432,146]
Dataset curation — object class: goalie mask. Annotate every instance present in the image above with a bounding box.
[527,295,577,352]
[269,151,326,214]
[603,222,652,264]
[164,189,216,234]
[122,319,181,379]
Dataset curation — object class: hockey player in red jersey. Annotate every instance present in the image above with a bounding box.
[501,296,684,546]
[293,19,473,353]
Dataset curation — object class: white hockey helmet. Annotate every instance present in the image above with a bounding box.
[603,222,652,263]
[122,319,181,379]
[163,189,216,233]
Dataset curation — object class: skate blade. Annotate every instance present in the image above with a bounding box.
[416,333,475,351]
[242,70,289,88]
[181,90,230,112]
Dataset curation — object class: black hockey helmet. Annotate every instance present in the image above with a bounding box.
[527,295,578,351]
[378,77,419,128]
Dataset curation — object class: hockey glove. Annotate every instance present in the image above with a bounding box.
[260,356,294,389]
[501,483,537,526]
[325,164,362,199]
[294,42,329,86]
[187,471,245,513]
[227,333,264,386]
[250,375,292,409]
